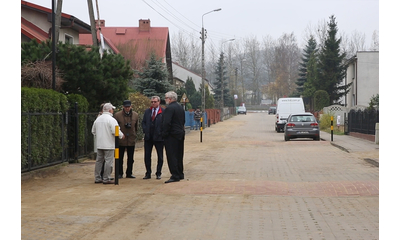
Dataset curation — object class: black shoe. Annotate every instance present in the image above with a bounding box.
[95,180,103,184]
[126,175,136,178]
[165,178,180,183]
[156,175,161,180]
[180,175,184,180]
[118,175,123,179]
[109,177,114,181]
[143,175,151,179]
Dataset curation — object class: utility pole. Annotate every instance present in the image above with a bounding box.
[51,0,56,90]
[54,0,63,44]
[201,26,206,112]
[87,0,98,47]
[201,8,221,111]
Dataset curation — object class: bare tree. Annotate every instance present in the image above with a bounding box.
[261,35,276,89]
[370,30,379,51]
[302,19,328,49]
[231,40,247,102]
[269,33,301,98]
[171,32,201,74]
[244,36,263,104]
[341,30,366,58]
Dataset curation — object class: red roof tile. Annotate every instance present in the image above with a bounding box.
[80,23,170,70]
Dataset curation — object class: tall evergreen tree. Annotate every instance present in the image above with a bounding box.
[296,36,318,96]
[185,77,196,97]
[213,52,231,107]
[317,15,352,104]
[133,53,173,98]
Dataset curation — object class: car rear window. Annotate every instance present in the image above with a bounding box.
[289,115,315,122]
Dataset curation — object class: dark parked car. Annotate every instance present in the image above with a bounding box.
[284,112,320,141]
[268,106,276,114]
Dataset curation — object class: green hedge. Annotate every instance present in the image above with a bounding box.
[21,88,90,169]
[21,87,69,168]
[66,94,89,147]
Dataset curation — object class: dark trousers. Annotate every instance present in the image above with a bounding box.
[144,139,164,176]
[118,145,135,176]
[164,136,184,180]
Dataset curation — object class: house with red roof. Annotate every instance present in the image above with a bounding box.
[79,19,173,85]
[21,0,91,44]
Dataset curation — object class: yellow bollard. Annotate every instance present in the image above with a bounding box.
[115,125,119,185]
[330,116,334,141]
[200,117,203,142]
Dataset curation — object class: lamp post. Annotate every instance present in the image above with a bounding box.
[201,8,221,112]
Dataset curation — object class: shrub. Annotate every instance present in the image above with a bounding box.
[21,87,69,168]
[319,112,334,130]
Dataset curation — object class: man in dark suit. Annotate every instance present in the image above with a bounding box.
[142,96,164,180]
[162,91,186,183]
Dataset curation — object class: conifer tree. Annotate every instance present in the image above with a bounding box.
[133,53,173,98]
[296,36,318,96]
[317,15,352,104]
[213,52,232,107]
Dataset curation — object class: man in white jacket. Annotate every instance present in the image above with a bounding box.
[92,103,124,184]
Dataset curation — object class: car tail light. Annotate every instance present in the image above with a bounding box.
[310,123,318,127]
[276,114,279,123]
[286,123,295,127]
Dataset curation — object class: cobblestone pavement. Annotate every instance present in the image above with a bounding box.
[21,113,379,240]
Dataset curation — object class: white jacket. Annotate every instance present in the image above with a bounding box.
[92,112,124,150]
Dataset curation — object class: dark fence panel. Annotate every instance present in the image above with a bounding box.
[21,112,68,172]
[347,109,379,135]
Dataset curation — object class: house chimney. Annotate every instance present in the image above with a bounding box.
[139,19,150,32]
[95,20,105,28]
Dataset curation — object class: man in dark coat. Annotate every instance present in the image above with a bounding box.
[162,91,185,183]
[113,100,139,178]
[141,96,164,180]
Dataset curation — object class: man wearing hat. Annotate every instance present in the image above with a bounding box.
[114,100,139,178]
[92,103,124,184]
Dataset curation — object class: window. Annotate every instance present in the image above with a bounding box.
[65,34,73,44]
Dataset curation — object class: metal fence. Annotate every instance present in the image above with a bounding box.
[21,108,98,173]
[346,109,379,135]
[22,106,206,173]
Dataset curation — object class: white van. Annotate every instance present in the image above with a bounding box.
[275,98,305,132]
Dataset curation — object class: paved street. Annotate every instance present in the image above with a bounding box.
[21,112,379,240]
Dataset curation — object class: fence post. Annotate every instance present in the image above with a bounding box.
[330,115,334,141]
[74,102,79,162]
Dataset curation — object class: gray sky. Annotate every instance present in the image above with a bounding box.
[27,0,379,48]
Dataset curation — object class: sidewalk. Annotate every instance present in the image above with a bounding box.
[320,130,379,165]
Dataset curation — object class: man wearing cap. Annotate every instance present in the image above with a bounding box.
[114,100,139,179]
[92,103,124,184]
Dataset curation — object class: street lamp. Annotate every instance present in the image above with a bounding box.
[220,39,235,121]
[201,8,221,112]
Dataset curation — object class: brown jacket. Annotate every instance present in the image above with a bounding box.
[113,109,139,146]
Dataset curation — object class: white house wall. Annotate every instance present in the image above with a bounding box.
[172,63,202,91]
[345,51,379,107]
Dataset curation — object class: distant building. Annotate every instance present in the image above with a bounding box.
[343,51,379,107]
[172,62,213,92]
[79,19,173,84]
[21,0,91,44]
